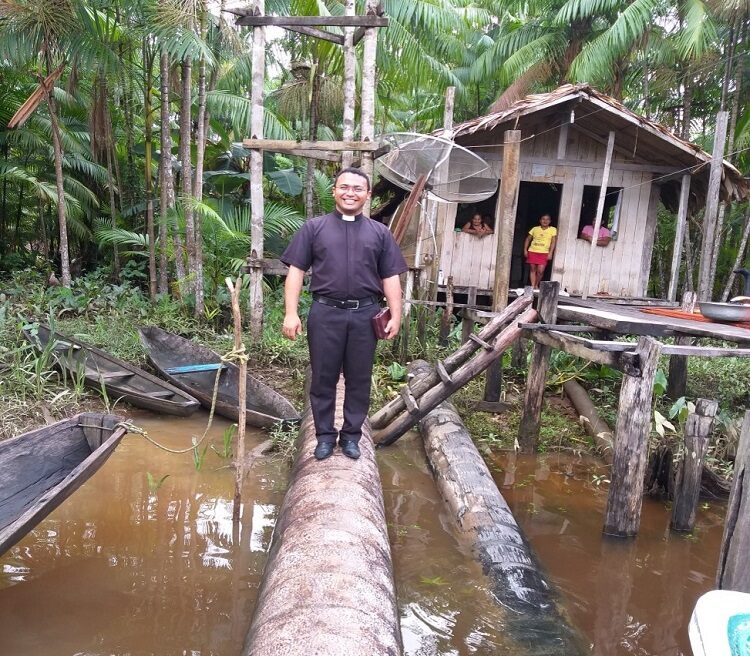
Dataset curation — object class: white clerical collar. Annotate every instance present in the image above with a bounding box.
[341,214,356,222]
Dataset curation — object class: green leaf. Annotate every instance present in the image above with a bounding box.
[268,168,303,196]
[653,370,668,397]
[387,362,407,381]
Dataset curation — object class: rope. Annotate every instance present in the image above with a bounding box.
[112,344,251,455]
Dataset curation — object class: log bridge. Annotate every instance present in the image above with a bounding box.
[243,377,401,656]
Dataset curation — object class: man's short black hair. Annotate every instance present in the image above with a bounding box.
[334,167,371,190]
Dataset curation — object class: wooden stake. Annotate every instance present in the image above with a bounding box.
[248,0,266,340]
[518,281,560,452]
[603,337,662,537]
[226,276,248,522]
[439,276,454,346]
[582,130,615,300]
[461,286,477,344]
[717,410,750,591]
[697,111,729,301]
[667,174,692,302]
[671,399,718,532]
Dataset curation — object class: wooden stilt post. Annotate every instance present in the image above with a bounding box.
[667,291,697,400]
[717,410,750,591]
[698,111,729,301]
[518,281,559,452]
[340,0,355,169]
[603,337,663,537]
[438,276,454,346]
[667,174,692,302]
[226,276,248,522]
[671,399,718,532]
[484,129,521,402]
[582,130,615,300]
[247,0,266,340]
[461,286,477,344]
[359,0,379,213]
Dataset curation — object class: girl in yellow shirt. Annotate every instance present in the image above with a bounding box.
[523,214,557,288]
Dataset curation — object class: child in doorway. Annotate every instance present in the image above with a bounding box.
[523,214,557,288]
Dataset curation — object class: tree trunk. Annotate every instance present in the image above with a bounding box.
[192,4,208,316]
[179,59,195,298]
[144,44,157,301]
[721,210,750,301]
[158,51,173,295]
[728,21,746,161]
[304,63,321,219]
[243,377,401,655]
[42,61,71,288]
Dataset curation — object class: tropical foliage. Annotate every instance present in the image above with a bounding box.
[0,0,748,304]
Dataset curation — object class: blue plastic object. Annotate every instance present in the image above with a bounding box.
[728,613,750,656]
[164,363,225,374]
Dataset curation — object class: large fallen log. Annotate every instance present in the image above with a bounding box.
[374,306,537,446]
[563,379,614,464]
[370,293,533,430]
[243,377,401,656]
[413,360,586,655]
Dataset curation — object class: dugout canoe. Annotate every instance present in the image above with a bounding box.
[0,413,127,555]
[23,324,200,416]
[138,326,300,428]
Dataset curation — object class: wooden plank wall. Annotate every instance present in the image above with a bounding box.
[436,125,656,296]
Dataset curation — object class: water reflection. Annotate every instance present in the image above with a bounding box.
[493,452,726,656]
[0,411,287,656]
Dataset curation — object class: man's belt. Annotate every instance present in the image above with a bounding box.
[313,294,380,310]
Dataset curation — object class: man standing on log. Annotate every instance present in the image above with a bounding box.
[280,168,408,461]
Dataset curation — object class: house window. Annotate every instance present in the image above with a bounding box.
[578,185,622,244]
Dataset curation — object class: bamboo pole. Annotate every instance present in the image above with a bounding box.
[582,130,615,300]
[248,0,266,340]
[697,111,729,302]
[226,276,247,522]
[667,174,692,302]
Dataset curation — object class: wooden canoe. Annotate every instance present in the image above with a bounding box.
[23,324,201,416]
[0,413,127,555]
[139,326,300,428]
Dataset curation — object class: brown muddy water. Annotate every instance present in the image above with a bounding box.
[0,412,726,655]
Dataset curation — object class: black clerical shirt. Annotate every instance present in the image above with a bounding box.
[280,211,408,300]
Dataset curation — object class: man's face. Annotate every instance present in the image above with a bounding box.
[333,172,371,215]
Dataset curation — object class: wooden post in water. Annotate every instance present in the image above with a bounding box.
[667,291,697,400]
[603,337,662,537]
[226,276,248,522]
[484,129,521,403]
[671,399,718,532]
[717,410,750,592]
[518,281,560,452]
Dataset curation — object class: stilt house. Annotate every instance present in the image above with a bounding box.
[403,84,748,300]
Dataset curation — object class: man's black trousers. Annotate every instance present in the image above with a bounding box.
[306,300,380,444]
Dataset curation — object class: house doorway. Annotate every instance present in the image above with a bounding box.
[511,182,563,287]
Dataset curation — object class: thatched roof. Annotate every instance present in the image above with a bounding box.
[440,84,749,209]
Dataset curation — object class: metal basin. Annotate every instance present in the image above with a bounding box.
[699,302,750,323]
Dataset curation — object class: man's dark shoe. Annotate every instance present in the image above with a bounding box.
[314,442,335,460]
[339,439,361,460]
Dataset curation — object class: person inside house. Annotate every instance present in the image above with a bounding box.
[580,219,612,246]
[462,213,494,237]
[523,213,557,288]
[280,168,408,462]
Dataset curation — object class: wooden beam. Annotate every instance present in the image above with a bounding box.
[485,128,521,403]
[282,148,341,162]
[667,174,692,302]
[524,329,627,371]
[697,111,729,301]
[243,139,380,152]
[233,15,389,28]
[582,130,615,300]
[284,25,344,44]
[481,152,680,174]
[571,123,652,167]
[717,410,750,591]
[604,337,663,537]
[557,121,569,159]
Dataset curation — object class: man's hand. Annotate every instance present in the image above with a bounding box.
[384,317,399,340]
[282,313,303,340]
